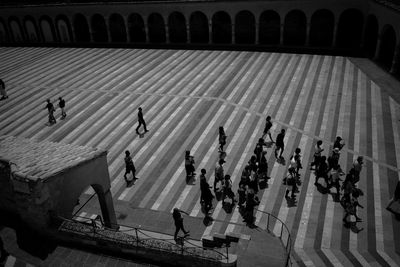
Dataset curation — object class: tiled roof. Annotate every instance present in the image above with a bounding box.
[0,135,106,181]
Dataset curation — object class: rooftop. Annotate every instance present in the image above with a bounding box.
[0,135,106,181]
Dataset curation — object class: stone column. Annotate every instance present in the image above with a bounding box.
[144,21,149,43]
[165,24,170,44]
[231,23,235,44]
[332,23,338,47]
[98,189,118,229]
[125,16,131,43]
[280,23,284,45]
[209,19,212,44]
[186,23,191,44]
[106,17,112,43]
[373,36,382,61]
[87,16,94,43]
[390,45,400,74]
[305,22,311,46]
[255,22,259,45]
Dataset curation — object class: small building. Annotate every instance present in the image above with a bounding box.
[0,135,117,231]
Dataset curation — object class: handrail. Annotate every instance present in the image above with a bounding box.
[254,209,292,267]
[57,215,229,263]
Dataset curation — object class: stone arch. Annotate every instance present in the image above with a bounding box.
[73,14,90,42]
[128,13,145,43]
[56,15,73,43]
[24,16,40,42]
[0,19,9,43]
[91,14,108,42]
[364,14,378,58]
[259,10,280,45]
[40,16,56,42]
[148,13,166,43]
[309,9,334,47]
[235,10,255,44]
[336,8,364,48]
[9,17,24,43]
[109,13,127,43]
[284,9,306,46]
[168,11,187,43]
[189,11,208,44]
[212,11,231,44]
[379,25,396,70]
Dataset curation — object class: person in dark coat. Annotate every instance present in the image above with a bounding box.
[219,126,227,152]
[172,208,190,240]
[275,129,286,159]
[136,107,148,133]
[58,97,66,119]
[45,99,56,124]
[0,78,8,100]
[124,150,136,185]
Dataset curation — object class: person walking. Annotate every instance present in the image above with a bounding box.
[124,150,137,186]
[172,208,190,240]
[200,169,214,213]
[261,116,274,143]
[136,107,148,134]
[310,140,324,170]
[333,136,345,151]
[58,97,66,119]
[219,126,227,152]
[275,129,286,159]
[352,156,364,184]
[45,99,56,124]
[0,78,8,100]
[214,159,225,193]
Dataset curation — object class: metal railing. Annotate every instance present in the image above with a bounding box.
[57,214,229,264]
[255,209,292,267]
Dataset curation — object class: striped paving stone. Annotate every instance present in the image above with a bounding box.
[0,47,400,267]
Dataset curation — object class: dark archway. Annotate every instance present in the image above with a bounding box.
[9,17,24,43]
[284,10,306,46]
[73,14,90,42]
[40,16,57,42]
[310,9,334,47]
[190,11,208,44]
[91,14,108,42]
[110,13,127,42]
[336,8,364,48]
[148,13,166,43]
[0,18,10,43]
[259,10,280,45]
[24,16,40,42]
[56,15,73,43]
[169,12,187,43]
[212,11,231,44]
[363,15,378,58]
[235,10,255,44]
[128,13,145,43]
[379,25,396,70]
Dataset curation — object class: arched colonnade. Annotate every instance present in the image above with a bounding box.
[0,8,399,75]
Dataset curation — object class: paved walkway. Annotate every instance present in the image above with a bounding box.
[0,47,399,266]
